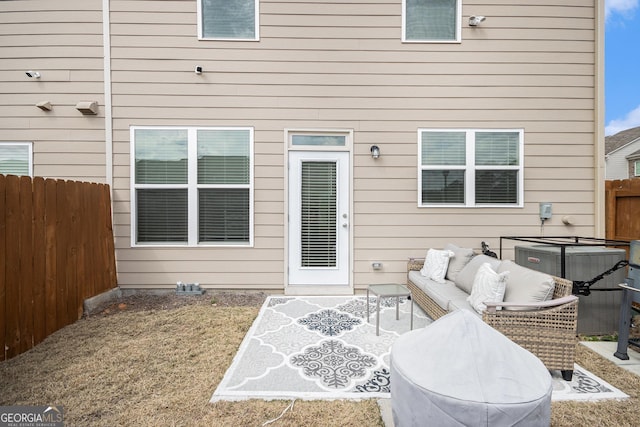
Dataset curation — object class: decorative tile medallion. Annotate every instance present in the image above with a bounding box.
[573,369,613,394]
[290,340,377,389]
[297,309,361,336]
[355,368,391,393]
[336,297,368,318]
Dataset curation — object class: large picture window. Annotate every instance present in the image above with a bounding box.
[0,142,32,177]
[131,127,253,246]
[403,0,460,42]
[419,129,523,207]
[199,0,259,40]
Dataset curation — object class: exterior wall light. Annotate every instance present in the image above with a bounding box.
[370,145,380,159]
[469,16,486,26]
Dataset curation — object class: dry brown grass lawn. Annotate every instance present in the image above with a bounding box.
[1,293,639,426]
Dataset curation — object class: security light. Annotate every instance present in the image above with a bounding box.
[469,16,486,26]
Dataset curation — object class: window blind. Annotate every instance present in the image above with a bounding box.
[198,129,250,184]
[199,189,250,242]
[301,161,337,267]
[134,129,188,184]
[0,144,30,176]
[422,170,465,204]
[137,189,188,242]
[421,131,465,165]
[475,132,519,166]
[475,170,518,204]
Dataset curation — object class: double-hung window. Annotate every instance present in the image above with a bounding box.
[131,127,253,246]
[635,160,640,177]
[403,0,461,42]
[419,129,523,207]
[0,142,32,177]
[199,0,259,40]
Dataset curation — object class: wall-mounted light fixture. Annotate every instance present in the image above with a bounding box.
[25,70,41,78]
[469,16,486,26]
[75,101,98,115]
[370,145,380,159]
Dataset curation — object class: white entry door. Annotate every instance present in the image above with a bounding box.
[288,151,350,287]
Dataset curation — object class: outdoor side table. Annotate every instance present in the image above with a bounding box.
[367,283,413,336]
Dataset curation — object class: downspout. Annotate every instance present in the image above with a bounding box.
[593,0,606,238]
[102,0,113,197]
[594,0,605,238]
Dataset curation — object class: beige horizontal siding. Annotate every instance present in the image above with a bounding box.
[0,0,106,182]
[2,0,600,290]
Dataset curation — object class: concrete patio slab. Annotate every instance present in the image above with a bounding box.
[580,341,640,377]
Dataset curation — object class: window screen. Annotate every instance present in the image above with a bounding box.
[201,0,257,39]
[405,0,458,41]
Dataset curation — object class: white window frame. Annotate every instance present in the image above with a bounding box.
[635,160,640,177]
[402,0,462,43]
[418,129,524,208]
[197,0,260,41]
[0,142,33,177]
[130,126,254,247]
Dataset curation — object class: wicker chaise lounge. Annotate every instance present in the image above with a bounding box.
[407,257,579,381]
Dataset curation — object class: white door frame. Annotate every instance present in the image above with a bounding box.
[284,130,353,295]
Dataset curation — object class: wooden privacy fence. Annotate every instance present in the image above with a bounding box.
[606,179,640,242]
[1,174,117,361]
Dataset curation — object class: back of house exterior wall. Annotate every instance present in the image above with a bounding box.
[1,0,604,292]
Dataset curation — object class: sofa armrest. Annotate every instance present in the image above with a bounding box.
[484,295,578,314]
[408,258,425,272]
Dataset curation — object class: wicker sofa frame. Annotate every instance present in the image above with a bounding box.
[407,258,579,381]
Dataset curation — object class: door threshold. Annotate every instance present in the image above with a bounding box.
[285,285,353,296]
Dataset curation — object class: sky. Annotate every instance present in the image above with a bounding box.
[605,0,640,135]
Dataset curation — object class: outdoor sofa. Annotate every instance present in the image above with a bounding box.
[406,243,579,381]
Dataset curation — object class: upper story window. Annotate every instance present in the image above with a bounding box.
[199,0,259,41]
[418,129,524,207]
[403,0,461,43]
[0,142,32,177]
[131,127,253,246]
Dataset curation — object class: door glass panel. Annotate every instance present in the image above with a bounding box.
[301,161,337,267]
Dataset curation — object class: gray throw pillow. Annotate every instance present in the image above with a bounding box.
[454,254,502,294]
[444,243,476,282]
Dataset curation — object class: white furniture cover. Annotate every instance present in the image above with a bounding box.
[391,310,552,426]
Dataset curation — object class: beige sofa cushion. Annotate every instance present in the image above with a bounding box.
[444,243,476,282]
[498,260,555,310]
[454,254,502,294]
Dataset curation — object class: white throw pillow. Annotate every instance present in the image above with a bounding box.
[454,254,502,294]
[467,263,509,314]
[420,248,455,283]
